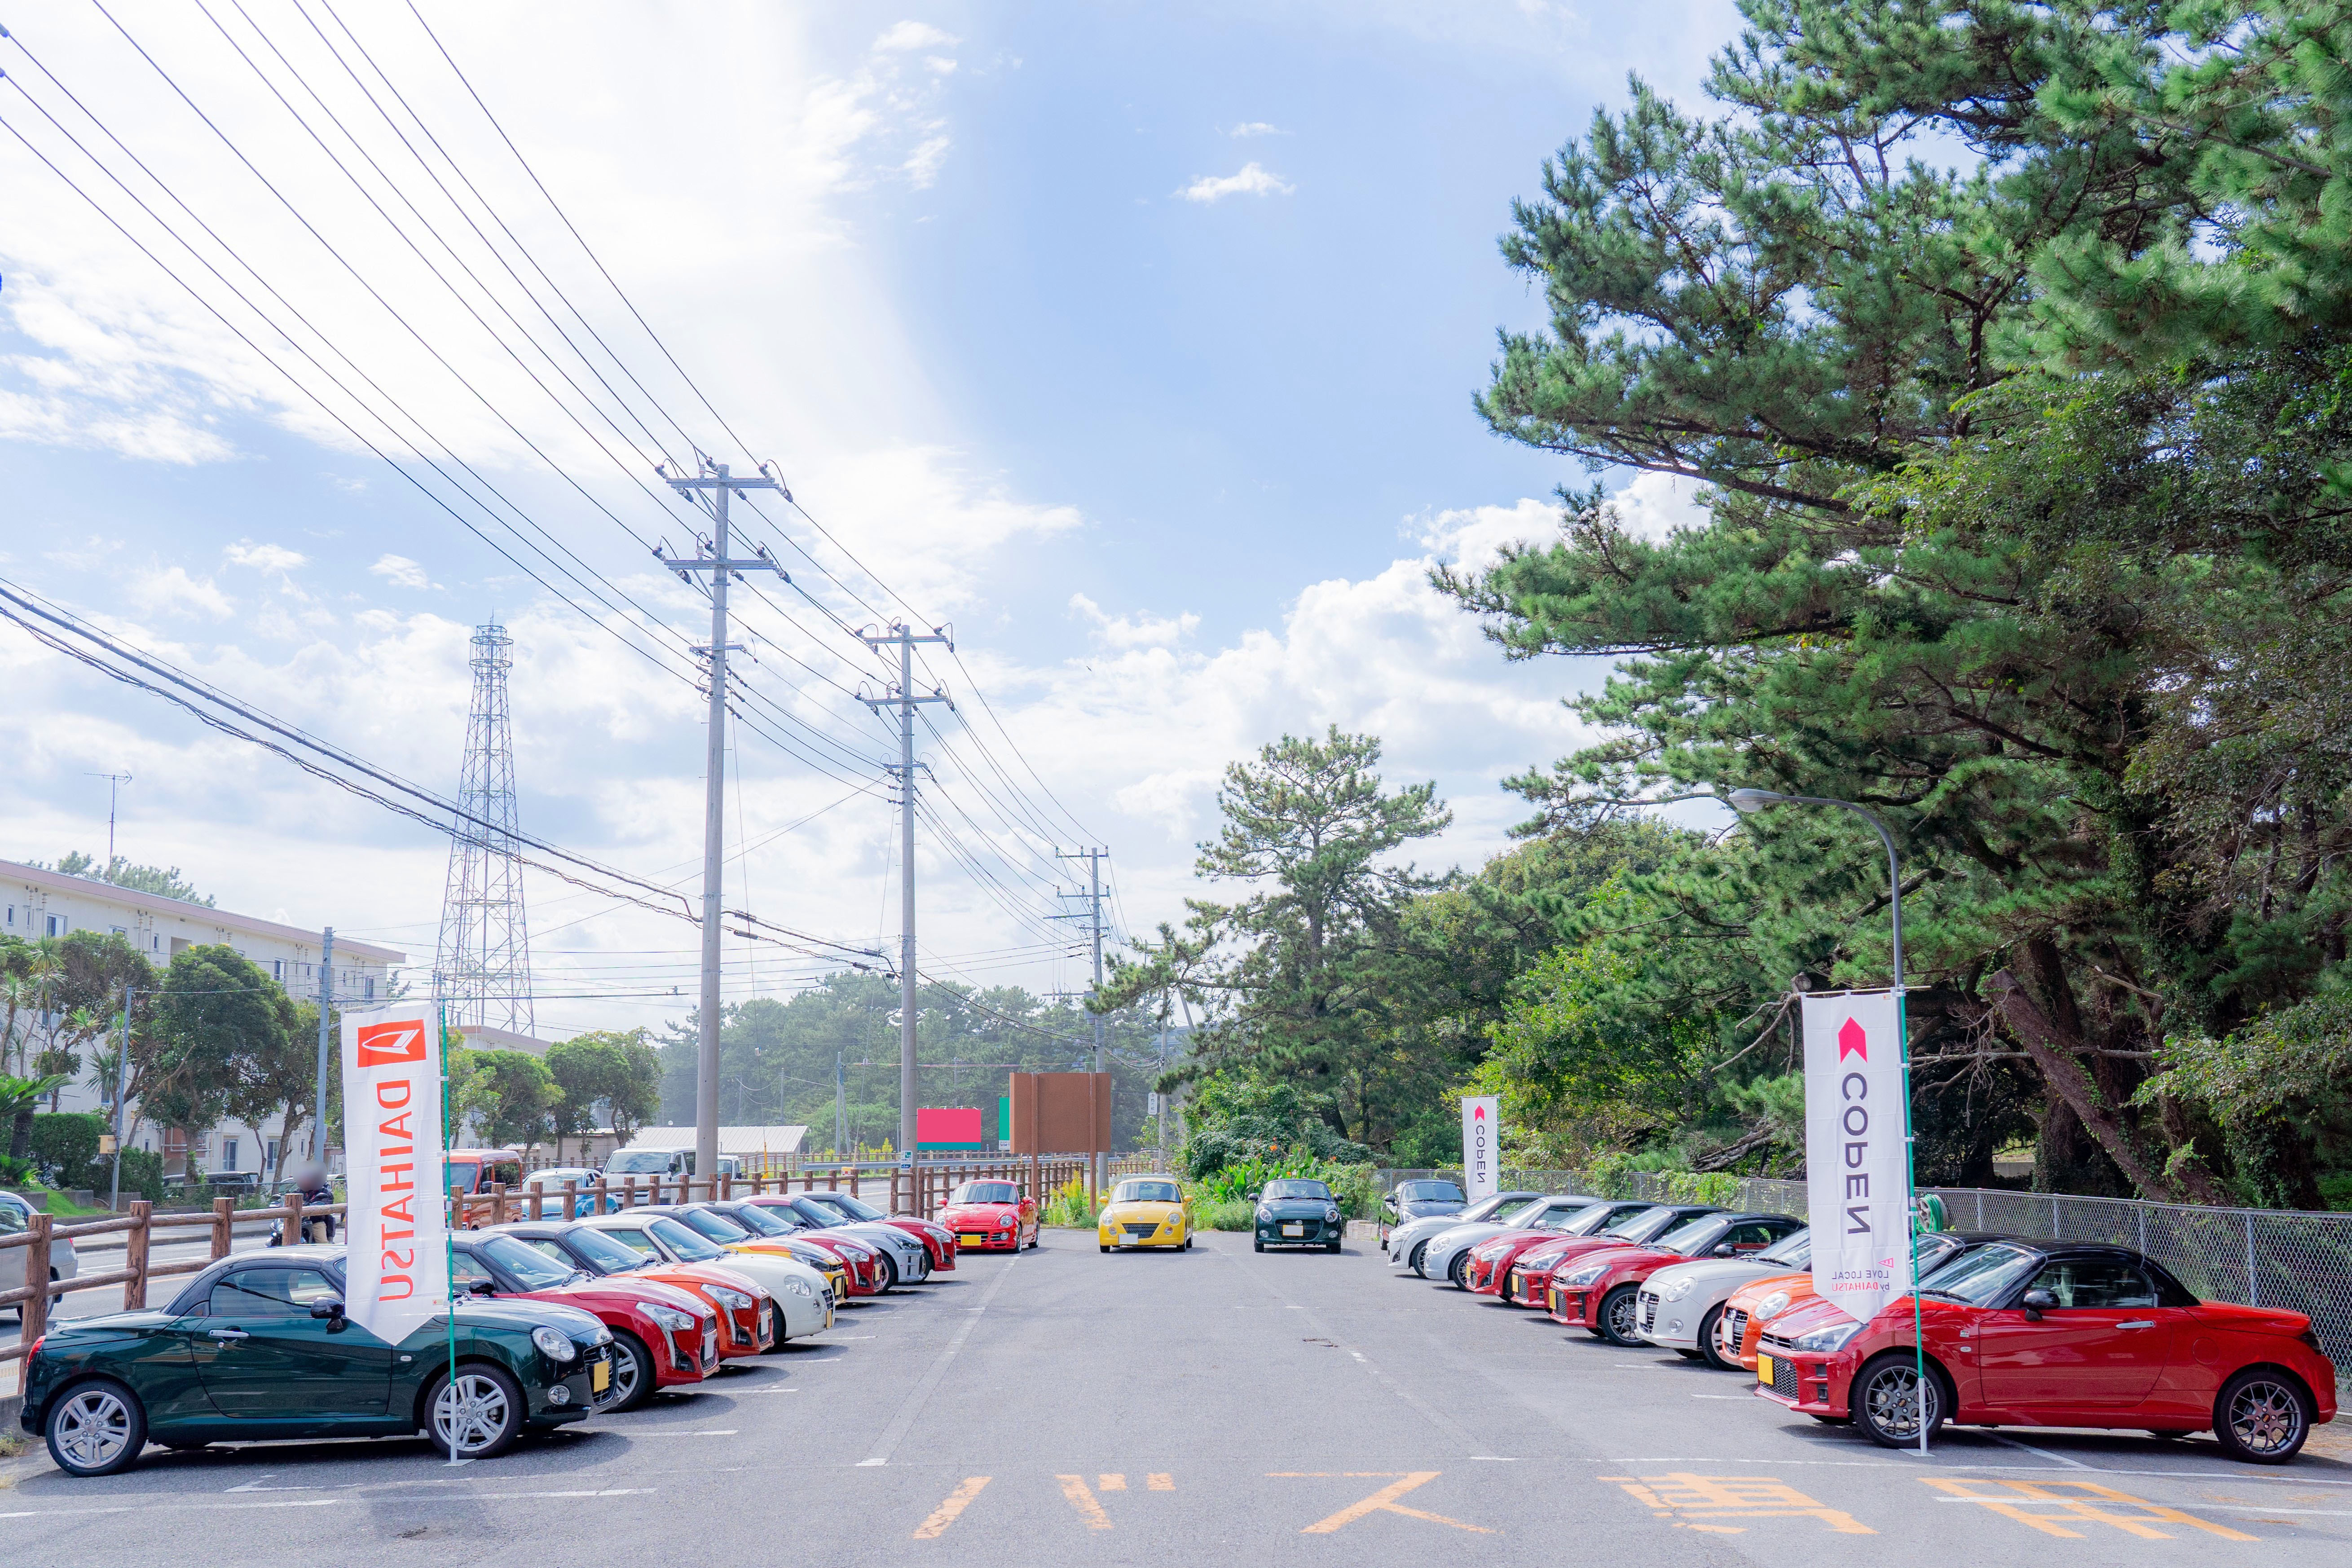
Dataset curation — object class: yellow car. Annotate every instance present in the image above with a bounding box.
[1098,1176,1192,1252]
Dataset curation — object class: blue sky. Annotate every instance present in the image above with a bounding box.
[0,1,1734,1034]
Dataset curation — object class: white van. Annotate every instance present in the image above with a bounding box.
[601,1147,742,1180]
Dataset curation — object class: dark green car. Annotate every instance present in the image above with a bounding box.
[20,1244,611,1476]
[1253,1179,1345,1253]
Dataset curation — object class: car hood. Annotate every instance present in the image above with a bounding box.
[530,1278,707,1317]
[1427,1221,1513,1253]
[1725,1269,1813,1310]
[686,1251,820,1293]
[1644,1256,1787,1294]
[1396,1200,1465,1221]
[415,1296,605,1344]
[835,1220,924,1251]
[1389,1212,1467,1250]
[1103,1201,1183,1220]
[941,1203,1022,1223]
[1259,1197,1335,1214]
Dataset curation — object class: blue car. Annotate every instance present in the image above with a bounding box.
[1253,1178,1345,1253]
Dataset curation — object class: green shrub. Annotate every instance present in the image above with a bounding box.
[1040,1175,1101,1228]
[1196,1198,1256,1230]
[30,1113,106,1188]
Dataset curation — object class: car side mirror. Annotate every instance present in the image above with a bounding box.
[467,1279,498,1297]
[2021,1288,2057,1320]
[1712,1243,1737,1257]
[309,1297,346,1321]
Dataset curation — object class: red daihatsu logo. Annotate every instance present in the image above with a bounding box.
[355,1020,426,1067]
[1838,1017,1868,1061]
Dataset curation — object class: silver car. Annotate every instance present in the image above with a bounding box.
[1387,1190,1542,1274]
[0,1194,80,1323]
[1418,1194,1603,1289]
[1636,1228,1811,1367]
[785,1192,932,1287]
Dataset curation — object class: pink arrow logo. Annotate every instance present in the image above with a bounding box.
[1473,1104,1487,1119]
[1838,1017,1868,1061]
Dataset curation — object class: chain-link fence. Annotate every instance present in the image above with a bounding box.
[1378,1167,2352,1387]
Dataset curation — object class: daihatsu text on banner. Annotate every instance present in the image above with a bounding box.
[1802,991,1910,1322]
[1460,1096,1500,1201]
[339,1004,448,1345]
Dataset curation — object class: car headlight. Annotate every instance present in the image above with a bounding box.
[1754,1290,1792,1321]
[999,1215,1015,1228]
[704,1284,754,1310]
[786,1277,814,1297]
[1562,1262,1611,1287]
[1324,1206,1340,1222]
[1791,1320,1863,1353]
[1659,1276,1697,1302]
[638,1302,698,1332]
[532,1325,578,1362]
[1257,1206,1273,1222]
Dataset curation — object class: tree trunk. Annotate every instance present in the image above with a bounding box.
[1988,970,2229,1206]
[8,1106,33,1165]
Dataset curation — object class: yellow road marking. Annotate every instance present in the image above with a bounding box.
[910,1477,990,1540]
[1147,1473,1174,1492]
[1098,1474,1127,1491]
[1921,1478,2256,1541]
[1268,1471,1493,1536]
[1610,1474,1873,1535]
[1055,1475,1113,1531]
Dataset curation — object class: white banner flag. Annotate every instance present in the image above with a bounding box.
[1460,1096,1499,1201]
[339,1004,449,1346]
[1803,992,1911,1323]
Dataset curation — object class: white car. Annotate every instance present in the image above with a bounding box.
[1418,1194,1602,1288]
[1636,1228,1811,1367]
[574,1211,833,1343]
[1387,1190,1542,1274]
[0,1194,78,1322]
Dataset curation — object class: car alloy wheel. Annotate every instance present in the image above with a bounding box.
[1447,1253,1470,1289]
[1409,1240,1429,1277]
[46,1382,145,1477]
[1853,1353,1947,1449]
[1599,1285,1643,1346]
[431,1366,526,1459]
[2215,1370,2312,1464]
[1696,1306,1738,1371]
[598,1332,654,1414]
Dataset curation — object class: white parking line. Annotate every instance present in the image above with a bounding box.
[857,1257,1019,1467]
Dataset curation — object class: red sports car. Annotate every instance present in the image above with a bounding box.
[1477,1203,1665,1297]
[452,1230,718,1413]
[1754,1240,2339,1464]
[1548,1211,1804,1343]
[938,1179,1039,1252]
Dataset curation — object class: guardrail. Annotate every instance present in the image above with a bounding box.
[0,1155,1106,1396]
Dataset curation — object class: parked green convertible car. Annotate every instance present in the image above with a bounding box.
[19,1245,612,1476]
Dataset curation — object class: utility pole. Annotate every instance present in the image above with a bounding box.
[660,459,785,1185]
[315,929,333,1172]
[835,1050,848,1159]
[87,770,132,870]
[858,622,954,1170]
[110,988,132,1211]
[1057,847,1110,1191]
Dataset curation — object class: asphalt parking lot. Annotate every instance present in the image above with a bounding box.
[1,1230,2346,1565]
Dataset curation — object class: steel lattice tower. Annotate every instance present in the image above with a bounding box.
[435,621,534,1033]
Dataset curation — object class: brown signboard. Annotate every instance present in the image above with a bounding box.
[1008,1071,1111,1157]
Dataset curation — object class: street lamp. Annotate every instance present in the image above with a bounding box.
[1728,787,1931,1455]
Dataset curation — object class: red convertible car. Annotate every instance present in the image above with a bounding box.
[939,1179,1039,1252]
[1753,1240,2339,1464]
[1463,1200,1652,1298]
[450,1231,717,1413]
[1547,1211,1804,1343]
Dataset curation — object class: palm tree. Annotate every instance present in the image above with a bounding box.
[0,1071,70,1175]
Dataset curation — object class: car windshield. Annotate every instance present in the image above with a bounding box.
[560,1227,645,1272]
[954,1182,1021,1204]
[789,1199,842,1228]
[1396,1181,1464,1202]
[527,1170,592,1188]
[1656,1217,1728,1255]
[725,1204,794,1237]
[1760,1230,1811,1268]
[480,1232,579,1289]
[647,1216,727,1262]
[818,1194,888,1221]
[1115,1180,1181,1203]
[606,1151,676,1176]
[1917,1242,2041,1306]
[680,1208,753,1242]
[1606,1206,1687,1243]
[1262,1180,1332,1200]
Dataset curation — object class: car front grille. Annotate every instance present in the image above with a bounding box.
[1772,1355,1800,1400]
[1638,1292,1658,1334]
[1725,1308,1748,1351]
[1123,1222,1157,1237]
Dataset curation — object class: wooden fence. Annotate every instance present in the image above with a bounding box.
[0,1154,1101,1395]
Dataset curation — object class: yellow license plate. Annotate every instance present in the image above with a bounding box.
[1756,1353,1774,1387]
[592,1359,611,1393]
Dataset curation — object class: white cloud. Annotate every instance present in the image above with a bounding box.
[1228,122,1285,137]
[1609,470,1709,541]
[370,554,431,590]
[128,566,233,619]
[225,541,307,573]
[1069,593,1200,649]
[873,21,959,51]
[1176,162,1296,203]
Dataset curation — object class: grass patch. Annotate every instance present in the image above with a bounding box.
[1197,1198,1255,1231]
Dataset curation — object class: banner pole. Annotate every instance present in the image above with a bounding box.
[441,999,461,1466]
[1864,814,1929,1458]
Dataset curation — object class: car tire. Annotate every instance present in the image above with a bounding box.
[599,1331,656,1414]
[1696,1306,1739,1371]
[1852,1352,1950,1449]
[1675,1348,1705,1361]
[2214,1368,2313,1464]
[44,1379,146,1478]
[1447,1253,1470,1290]
[427,1363,527,1460]
[1408,1240,1429,1277]
[1254,1239,1265,1253]
[1100,1244,1110,1253]
[1326,1239,1342,1254]
[1599,1285,1643,1346]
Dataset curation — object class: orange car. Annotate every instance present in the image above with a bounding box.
[1714,1230,2004,1369]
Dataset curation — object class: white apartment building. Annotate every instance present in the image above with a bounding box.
[2,855,405,1182]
